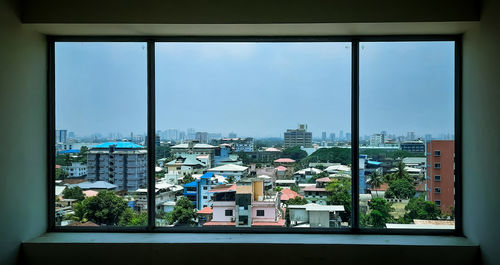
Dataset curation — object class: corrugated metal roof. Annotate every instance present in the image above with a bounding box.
[92,142,143,149]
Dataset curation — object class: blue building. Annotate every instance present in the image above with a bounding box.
[183,172,226,210]
[359,155,367,194]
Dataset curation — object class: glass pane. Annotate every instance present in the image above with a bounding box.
[155,42,352,229]
[359,42,455,230]
[55,42,148,227]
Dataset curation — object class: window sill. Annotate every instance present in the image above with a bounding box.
[23,233,479,265]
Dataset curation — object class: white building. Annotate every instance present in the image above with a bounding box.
[288,203,345,228]
[61,162,87,178]
[207,164,249,181]
[87,142,147,191]
[370,134,385,147]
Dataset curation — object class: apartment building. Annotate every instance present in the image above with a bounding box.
[87,142,147,191]
[284,124,312,148]
[426,140,455,214]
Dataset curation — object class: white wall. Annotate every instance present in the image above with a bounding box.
[462,1,500,264]
[0,0,47,264]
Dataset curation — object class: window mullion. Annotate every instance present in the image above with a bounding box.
[351,39,360,231]
[147,40,156,231]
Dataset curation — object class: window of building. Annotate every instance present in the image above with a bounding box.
[50,37,459,234]
[435,200,441,206]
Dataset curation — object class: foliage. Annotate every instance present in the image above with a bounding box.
[307,171,329,183]
[286,196,308,205]
[236,151,253,164]
[403,195,441,222]
[367,171,384,197]
[156,145,171,160]
[385,178,416,199]
[315,164,325,170]
[119,208,148,226]
[79,146,89,163]
[181,173,195,184]
[254,138,284,149]
[62,186,85,201]
[170,196,197,225]
[55,167,68,180]
[290,184,299,193]
[74,190,128,225]
[360,149,424,161]
[326,179,352,222]
[365,198,394,228]
[226,175,235,184]
[275,186,283,192]
[281,146,308,161]
[301,148,351,166]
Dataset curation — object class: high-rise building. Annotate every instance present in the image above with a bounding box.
[228,132,237,138]
[426,140,455,214]
[187,128,196,140]
[401,140,425,153]
[339,130,344,140]
[329,133,336,142]
[87,142,148,191]
[407,131,416,141]
[195,132,209,144]
[55,129,67,143]
[370,134,385,147]
[346,133,351,141]
[284,124,312,148]
[322,132,327,141]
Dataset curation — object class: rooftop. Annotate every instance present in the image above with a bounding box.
[316,177,332,183]
[70,181,117,190]
[171,143,215,149]
[280,188,303,201]
[274,158,296,163]
[209,184,237,193]
[92,142,144,149]
[208,164,248,172]
[275,166,287,171]
[197,207,213,214]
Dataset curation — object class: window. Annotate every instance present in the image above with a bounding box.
[50,37,459,234]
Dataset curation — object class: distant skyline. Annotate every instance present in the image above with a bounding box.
[56,41,454,138]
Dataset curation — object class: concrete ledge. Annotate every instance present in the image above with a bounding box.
[22,233,479,265]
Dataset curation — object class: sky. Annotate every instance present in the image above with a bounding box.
[55,41,454,138]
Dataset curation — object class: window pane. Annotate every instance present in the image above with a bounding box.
[359,42,455,230]
[155,42,352,229]
[55,42,148,227]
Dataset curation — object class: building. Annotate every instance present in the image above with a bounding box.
[55,129,67,143]
[207,164,249,182]
[61,162,87,178]
[164,154,208,176]
[183,172,226,210]
[322,132,327,141]
[370,133,385,147]
[426,140,455,214]
[212,137,254,152]
[195,132,209,144]
[205,179,284,227]
[288,203,344,228]
[86,142,147,191]
[170,141,217,168]
[284,124,312,148]
[134,182,183,212]
[304,177,331,205]
[401,140,426,154]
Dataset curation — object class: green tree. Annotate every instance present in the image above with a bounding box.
[403,195,441,222]
[301,148,352,165]
[366,198,394,228]
[367,171,384,198]
[315,164,325,171]
[385,178,416,199]
[170,196,197,225]
[236,151,252,164]
[286,196,308,205]
[156,145,171,159]
[290,184,299,193]
[74,190,128,225]
[181,173,195,184]
[226,175,235,184]
[281,146,308,161]
[119,208,148,226]
[55,167,68,180]
[78,146,89,163]
[62,186,85,201]
[326,179,352,222]
[275,186,283,192]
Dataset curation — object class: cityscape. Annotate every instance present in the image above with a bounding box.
[54,125,455,229]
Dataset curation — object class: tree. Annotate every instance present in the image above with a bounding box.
[236,151,252,164]
[281,146,308,161]
[326,179,352,222]
[181,173,195,184]
[367,171,384,198]
[226,175,235,184]
[290,184,299,193]
[315,164,326,171]
[62,186,85,201]
[301,148,351,166]
[366,198,394,228]
[74,190,128,225]
[170,196,197,225]
[275,186,283,192]
[307,171,329,183]
[55,167,68,180]
[119,208,148,226]
[156,145,171,160]
[387,160,412,183]
[286,196,307,205]
[78,146,89,163]
[385,178,416,199]
[403,195,441,222]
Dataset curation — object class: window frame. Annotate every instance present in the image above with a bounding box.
[48,35,462,236]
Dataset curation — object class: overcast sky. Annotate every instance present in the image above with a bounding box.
[56,41,454,138]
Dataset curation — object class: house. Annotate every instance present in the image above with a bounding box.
[165,154,208,176]
[170,141,217,168]
[288,203,345,228]
[134,182,183,212]
[304,177,331,205]
[183,172,227,210]
[275,166,288,178]
[294,167,322,183]
[61,162,87,178]
[207,164,249,182]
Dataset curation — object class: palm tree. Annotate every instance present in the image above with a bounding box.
[393,160,408,180]
[367,171,384,198]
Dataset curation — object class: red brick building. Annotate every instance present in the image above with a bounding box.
[426,140,455,214]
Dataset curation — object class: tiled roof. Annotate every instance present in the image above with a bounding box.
[280,188,303,201]
[197,207,213,214]
[303,186,326,192]
[251,219,286,227]
[264,147,281,152]
[203,221,236,226]
[274,158,296,163]
[275,166,287,171]
[316,177,332,183]
[83,190,98,197]
[209,184,237,193]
